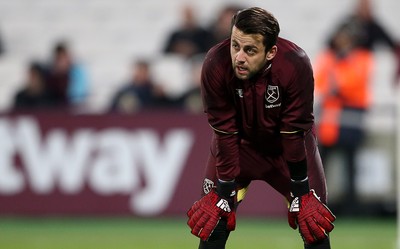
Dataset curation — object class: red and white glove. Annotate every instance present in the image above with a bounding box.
[187,181,236,241]
[288,189,336,244]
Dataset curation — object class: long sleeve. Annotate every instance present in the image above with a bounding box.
[201,46,240,181]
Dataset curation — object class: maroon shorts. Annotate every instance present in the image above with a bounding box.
[202,130,328,204]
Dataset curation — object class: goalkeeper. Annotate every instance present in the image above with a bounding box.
[187,7,336,249]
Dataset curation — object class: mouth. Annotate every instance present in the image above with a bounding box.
[235,65,248,75]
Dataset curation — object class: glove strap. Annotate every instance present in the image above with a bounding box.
[291,177,310,197]
[217,179,236,207]
[287,159,309,197]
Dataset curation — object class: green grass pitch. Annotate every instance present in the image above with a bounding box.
[0,216,396,249]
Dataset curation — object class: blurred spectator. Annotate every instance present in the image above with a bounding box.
[109,59,170,113]
[176,55,204,113]
[207,5,242,44]
[163,4,214,59]
[329,0,400,84]
[314,22,374,215]
[0,26,4,56]
[46,41,89,107]
[13,61,54,110]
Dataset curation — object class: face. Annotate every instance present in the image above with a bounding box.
[55,52,71,72]
[230,26,276,80]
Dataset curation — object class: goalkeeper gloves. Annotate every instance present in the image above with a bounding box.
[288,189,336,244]
[187,180,236,241]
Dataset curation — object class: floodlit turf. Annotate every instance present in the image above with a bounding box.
[0,216,396,249]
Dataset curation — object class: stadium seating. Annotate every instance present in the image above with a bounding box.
[0,0,398,114]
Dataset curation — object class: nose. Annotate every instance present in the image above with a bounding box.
[235,50,246,63]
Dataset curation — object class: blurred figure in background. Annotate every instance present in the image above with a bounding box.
[331,0,400,84]
[46,41,89,108]
[13,61,54,110]
[109,59,169,113]
[314,22,374,215]
[176,54,204,113]
[163,4,214,59]
[0,26,4,56]
[207,4,243,44]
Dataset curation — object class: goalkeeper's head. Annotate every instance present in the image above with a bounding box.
[230,7,280,52]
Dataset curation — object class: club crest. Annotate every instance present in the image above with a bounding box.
[265,85,279,103]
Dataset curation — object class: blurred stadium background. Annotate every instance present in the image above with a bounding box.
[0,0,398,248]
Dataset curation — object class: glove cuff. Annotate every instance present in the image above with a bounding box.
[287,159,309,197]
[217,179,236,198]
[217,179,236,207]
[290,177,309,197]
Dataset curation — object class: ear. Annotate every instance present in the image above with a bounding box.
[266,45,278,61]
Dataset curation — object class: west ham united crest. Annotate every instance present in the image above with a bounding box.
[265,85,279,103]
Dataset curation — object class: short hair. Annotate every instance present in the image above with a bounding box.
[231,7,280,51]
[53,41,69,56]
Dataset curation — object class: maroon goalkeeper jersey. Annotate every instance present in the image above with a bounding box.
[201,37,315,180]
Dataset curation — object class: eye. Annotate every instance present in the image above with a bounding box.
[232,43,239,51]
[246,48,256,55]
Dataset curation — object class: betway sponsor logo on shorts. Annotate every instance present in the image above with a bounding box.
[0,117,194,216]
